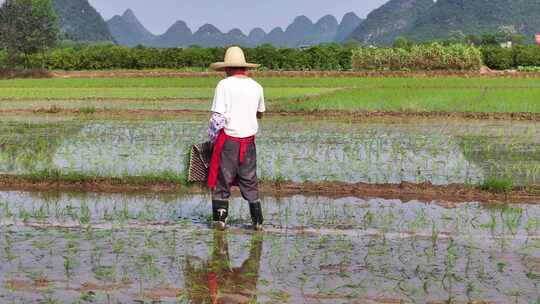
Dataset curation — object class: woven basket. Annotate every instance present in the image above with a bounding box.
[188,142,213,182]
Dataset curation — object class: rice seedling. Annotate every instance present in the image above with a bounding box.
[481,176,514,193]
[78,106,96,114]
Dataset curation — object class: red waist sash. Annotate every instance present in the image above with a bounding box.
[208,130,255,188]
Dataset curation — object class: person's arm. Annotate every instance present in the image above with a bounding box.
[210,81,226,115]
[257,87,265,120]
[209,82,227,143]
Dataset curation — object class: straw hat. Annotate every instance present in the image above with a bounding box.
[210,46,260,71]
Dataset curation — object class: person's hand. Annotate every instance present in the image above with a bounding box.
[256,112,263,119]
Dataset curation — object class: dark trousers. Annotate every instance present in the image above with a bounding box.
[212,139,259,202]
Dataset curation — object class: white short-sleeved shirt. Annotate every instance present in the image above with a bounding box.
[210,76,265,138]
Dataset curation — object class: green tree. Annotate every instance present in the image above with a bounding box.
[0,0,58,68]
[393,36,413,49]
[447,30,466,44]
[480,34,498,46]
[466,34,481,46]
[0,0,27,66]
[29,0,58,67]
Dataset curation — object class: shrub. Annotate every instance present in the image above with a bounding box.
[352,43,482,71]
[481,46,514,70]
[0,50,7,67]
[513,45,540,68]
[481,45,540,70]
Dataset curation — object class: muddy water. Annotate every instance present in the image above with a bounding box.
[0,191,539,303]
[1,117,540,185]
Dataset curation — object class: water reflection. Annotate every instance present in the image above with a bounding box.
[184,231,263,304]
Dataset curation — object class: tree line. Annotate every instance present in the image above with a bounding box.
[5,42,534,72]
[13,43,355,71]
[1,0,539,72]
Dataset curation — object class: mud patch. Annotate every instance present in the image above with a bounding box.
[77,281,132,292]
[132,287,183,301]
[5,280,35,292]
[279,109,540,122]
[0,175,539,204]
[5,278,51,292]
[266,181,540,204]
[2,107,539,121]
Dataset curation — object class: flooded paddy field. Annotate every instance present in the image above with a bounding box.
[1,116,539,187]
[0,191,539,303]
[2,75,540,303]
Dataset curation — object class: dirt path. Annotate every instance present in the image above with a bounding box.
[0,176,538,204]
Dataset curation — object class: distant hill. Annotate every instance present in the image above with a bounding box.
[248,28,267,45]
[282,15,316,47]
[52,0,113,42]
[311,15,340,44]
[348,0,433,45]
[406,0,540,42]
[260,27,287,47]
[335,12,364,42]
[107,10,362,48]
[107,9,154,47]
[153,21,191,48]
[191,24,232,47]
[347,0,540,45]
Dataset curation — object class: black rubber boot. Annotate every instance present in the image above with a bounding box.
[212,200,229,230]
[249,201,264,231]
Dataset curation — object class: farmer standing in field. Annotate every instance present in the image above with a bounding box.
[207,46,265,230]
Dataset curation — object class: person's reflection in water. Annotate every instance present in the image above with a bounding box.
[184,231,263,304]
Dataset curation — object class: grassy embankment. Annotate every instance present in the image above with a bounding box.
[0,77,540,113]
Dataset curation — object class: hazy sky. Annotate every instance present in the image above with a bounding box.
[88,0,388,35]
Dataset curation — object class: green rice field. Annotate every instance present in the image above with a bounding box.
[1,77,540,113]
